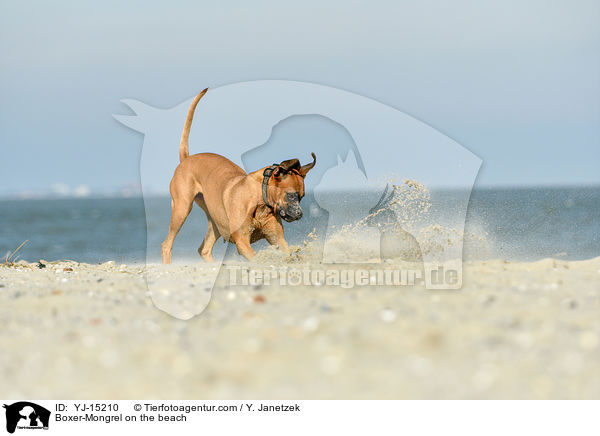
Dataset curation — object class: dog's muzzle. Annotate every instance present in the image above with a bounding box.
[279,206,303,222]
[279,192,303,222]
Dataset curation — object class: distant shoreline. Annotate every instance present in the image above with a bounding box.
[1,184,599,202]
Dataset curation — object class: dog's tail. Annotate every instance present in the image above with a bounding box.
[179,88,208,163]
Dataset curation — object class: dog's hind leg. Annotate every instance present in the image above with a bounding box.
[161,190,195,264]
[195,196,220,262]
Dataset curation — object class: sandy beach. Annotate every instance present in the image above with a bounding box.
[1,255,599,399]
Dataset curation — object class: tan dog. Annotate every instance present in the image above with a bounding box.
[161,88,316,263]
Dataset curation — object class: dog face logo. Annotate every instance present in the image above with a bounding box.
[3,402,50,433]
[114,80,481,319]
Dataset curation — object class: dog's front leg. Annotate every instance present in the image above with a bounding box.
[231,230,255,260]
[225,180,260,260]
[263,216,290,254]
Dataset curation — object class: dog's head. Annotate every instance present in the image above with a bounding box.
[267,152,316,222]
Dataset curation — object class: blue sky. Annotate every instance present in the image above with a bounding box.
[0,0,598,196]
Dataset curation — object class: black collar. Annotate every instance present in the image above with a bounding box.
[262,164,279,208]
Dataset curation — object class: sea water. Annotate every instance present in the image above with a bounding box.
[0,186,598,264]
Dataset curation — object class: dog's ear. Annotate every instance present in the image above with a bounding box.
[273,158,301,179]
[278,158,301,172]
[299,152,316,177]
[273,166,284,178]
